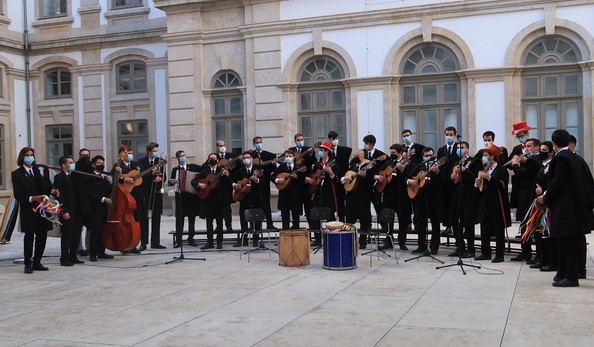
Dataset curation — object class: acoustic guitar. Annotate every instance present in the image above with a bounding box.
[122,160,167,193]
[275,166,307,191]
[406,156,447,199]
[343,154,387,192]
[374,150,414,193]
[308,159,337,194]
[232,169,259,202]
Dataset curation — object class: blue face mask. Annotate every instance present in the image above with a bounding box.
[482,156,490,165]
[403,136,411,145]
[456,148,464,157]
[127,154,134,161]
[284,157,294,165]
[296,140,304,148]
[318,151,325,159]
[23,156,35,165]
[179,156,187,163]
[68,163,76,172]
[445,135,454,144]
[423,156,431,162]
[255,143,263,151]
[518,136,527,144]
[243,158,251,166]
[484,141,490,148]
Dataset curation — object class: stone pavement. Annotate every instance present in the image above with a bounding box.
[0,216,593,347]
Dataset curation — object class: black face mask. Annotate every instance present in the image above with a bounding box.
[351,157,360,165]
[390,154,398,160]
[209,159,218,166]
[95,164,105,172]
[79,156,90,163]
[538,151,549,161]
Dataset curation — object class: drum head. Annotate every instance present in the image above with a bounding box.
[325,221,344,230]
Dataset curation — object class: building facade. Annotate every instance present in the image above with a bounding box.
[0,0,594,193]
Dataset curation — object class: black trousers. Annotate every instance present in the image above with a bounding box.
[23,219,48,265]
[147,193,163,246]
[479,217,504,258]
[60,218,80,261]
[239,203,261,243]
[175,195,196,243]
[345,195,372,246]
[260,185,275,227]
[556,235,584,281]
[280,204,301,230]
[206,216,223,245]
[413,200,441,251]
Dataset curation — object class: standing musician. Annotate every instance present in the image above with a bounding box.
[436,126,461,236]
[474,143,511,263]
[74,148,93,257]
[52,155,84,266]
[374,144,414,250]
[288,133,316,229]
[193,153,232,249]
[168,150,201,248]
[475,131,508,165]
[252,136,278,230]
[448,142,481,258]
[87,155,115,262]
[11,147,57,274]
[509,138,541,262]
[111,145,142,254]
[214,140,235,236]
[341,149,375,249]
[363,134,386,218]
[402,129,425,163]
[272,150,306,229]
[233,152,262,247]
[327,131,351,222]
[406,147,444,255]
[138,143,166,250]
[509,121,533,218]
[531,141,555,271]
[306,142,340,246]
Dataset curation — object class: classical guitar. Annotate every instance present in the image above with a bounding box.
[308,159,337,195]
[275,166,307,191]
[343,154,387,192]
[406,156,447,199]
[232,169,259,202]
[374,150,415,193]
[122,160,167,193]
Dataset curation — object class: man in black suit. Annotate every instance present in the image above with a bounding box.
[169,150,201,248]
[401,129,425,163]
[327,131,351,222]
[475,131,508,165]
[138,142,166,250]
[362,134,386,218]
[233,152,262,247]
[11,147,57,273]
[436,126,461,235]
[74,148,93,256]
[537,129,594,287]
[52,155,84,266]
[252,136,277,230]
[288,133,315,229]
[474,144,511,263]
[509,121,533,213]
[272,150,306,229]
[215,140,235,236]
[87,155,114,262]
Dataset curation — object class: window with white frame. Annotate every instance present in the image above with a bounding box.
[44,68,71,99]
[522,36,582,153]
[46,125,73,167]
[41,0,67,18]
[212,71,244,157]
[116,60,147,94]
[298,57,346,146]
[399,44,461,150]
[113,0,142,9]
[117,120,149,161]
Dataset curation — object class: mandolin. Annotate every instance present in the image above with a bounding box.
[275,166,307,191]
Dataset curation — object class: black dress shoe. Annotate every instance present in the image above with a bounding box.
[201,243,214,250]
[510,255,528,262]
[151,244,166,249]
[491,256,504,263]
[430,249,438,255]
[411,247,426,254]
[24,265,33,274]
[552,278,579,287]
[529,262,543,269]
[540,265,558,272]
[474,254,491,261]
[553,274,564,282]
[138,245,147,252]
[448,250,462,257]
[32,263,49,271]
[462,252,474,258]
[89,255,97,262]
[526,258,539,265]
[60,260,74,267]
[399,245,408,251]
[232,242,242,247]
[216,244,223,249]
[187,239,197,247]
[98,253,114,259]
[70,257,85,264]
[78,249,89,256]
[578,273,586,279]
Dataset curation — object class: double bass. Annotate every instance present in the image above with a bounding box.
[102,158,141,251]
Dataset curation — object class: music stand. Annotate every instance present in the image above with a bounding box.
[167,169,205,264]
[308,206,332,254]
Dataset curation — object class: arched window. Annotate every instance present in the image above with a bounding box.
[212,71,243,156]
[400,44,461,150]
[522,36,582,151]
[298,57,346,145]
[116,60,146,94]
[44,68,71,99]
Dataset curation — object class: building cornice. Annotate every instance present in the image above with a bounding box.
[70,64,110,75]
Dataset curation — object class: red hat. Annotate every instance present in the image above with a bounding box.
[484,143,502,161]
[319,141,333,151]
[511,121,532,135]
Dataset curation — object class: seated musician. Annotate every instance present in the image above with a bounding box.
[233,152,262,247]
[272,150,305,230]
[341,149,374,249]
[192,153,231,250]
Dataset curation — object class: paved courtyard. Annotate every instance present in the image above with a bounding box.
[1,216,593,347]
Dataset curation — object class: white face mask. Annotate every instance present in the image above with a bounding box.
[218,146,226,154]
[331,139,339,147]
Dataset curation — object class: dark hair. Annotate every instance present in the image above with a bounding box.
[17,147,35,166]
[92,155,105,164]
[208,153,218,160]
[422,147,434,154]
[363,134,376,145]
[59,155,73,166]
[79,148,90,155]
[569,134,577,145]
[541,141,554,153]
[175,150,185,158]
[444,126,457,134]
[551,129,570,148]
[402,129,412,136]
[527,138,541,147]
[389,143,403,153]
[328,131,339,139]
[294,133,304,140]
[146,142,159,154]
[284,149,295,156]
[460,141,469,149]
[253,136,262,144]
[242,151,253,157]
[483,131,495,139]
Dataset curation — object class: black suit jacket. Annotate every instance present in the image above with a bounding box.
[171,164,201,217]
[52,171,77,217]
[138,156,166,197]
[332,145,352,177]
[233,165,262,209]
[11,165,54,233]
[403,143,425,162]
[476,164,511,230]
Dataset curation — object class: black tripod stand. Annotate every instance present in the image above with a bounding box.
[166,190,205,264]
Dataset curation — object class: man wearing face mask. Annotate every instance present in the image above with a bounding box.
[111,145,143,254]
[52,155,83,267]
[401,129,425,163]
[475,131,509,165]
[509,121,533,216]
[233,152,262,247]
[252,136,278,230]
[327,131,351,222]
[474,144,511,263]
[362,134,386,221]
[74,148,93,257]
[437,126,461,237]
[509,138,541,262]
[272,150,306,230]
[288,133,315,230]
[87,155,115,262]
[12,147,58,273]
[531,141,555,271]
[138,143,166,251]
[212,140,236,237]
[169,150,201,248]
